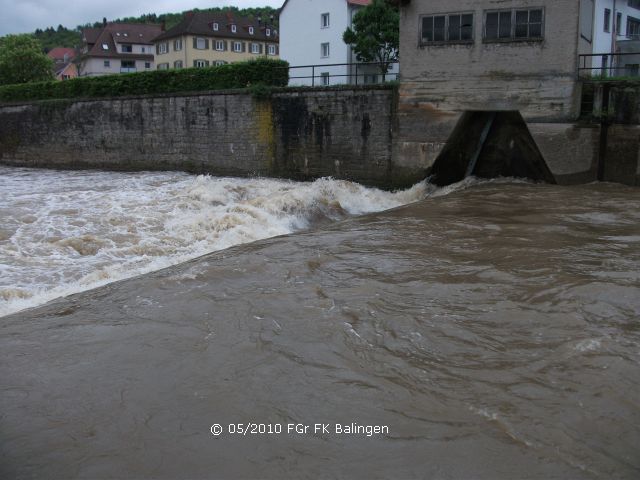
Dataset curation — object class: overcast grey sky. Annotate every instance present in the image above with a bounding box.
[0,0,283,36]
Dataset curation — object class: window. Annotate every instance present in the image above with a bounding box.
[141,47,145,53]
[364,74,378,85]
[174,60,183,69]
[102,43,109,50]
[121,44,132,53]
[251,43,260,54]
[196,37,206,49]
[421,13,473,43]
[233,41,242,52]
[422,15,445,42]
[231,25,237,33]
[321,13,330,28]
[514,9,543,38]
[604,8,611,32]
[215,60,227,66]
[249,26,254,34]
[104,60,110,68]
[121,60,136,73]
[617,12,622,34]
[158,42,168,54]
[485,9,544,41]
[321,72,330,85]
[601,55,609,76]
[628,16,640,37]
[626,64,639,76]
[145,62,151,69]
[194,59,209,68]
[630,0,640,9]
[321,42,330,58]
[266,28,271,36]
[215,40,224,51]
[213,22,219,31]
[174,39,182,51]
[486,11,512,39]
[157,63,169,70]
[448,14,474,41]
[268,44,276,55]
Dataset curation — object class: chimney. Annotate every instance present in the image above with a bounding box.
[161,20,166,31]
[185,11,194,19]
[103,17,107,27]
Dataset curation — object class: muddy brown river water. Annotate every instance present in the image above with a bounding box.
[1,180,639,479]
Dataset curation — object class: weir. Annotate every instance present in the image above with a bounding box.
[429,111,556,186]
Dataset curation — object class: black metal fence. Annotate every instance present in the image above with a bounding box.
[286,61,399,86]
[578,52,640,79]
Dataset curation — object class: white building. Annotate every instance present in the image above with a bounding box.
[582,0,640,75]
[79,23,162,77]
[279,0,399,86]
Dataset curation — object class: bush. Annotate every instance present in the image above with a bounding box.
[0,58,289,103]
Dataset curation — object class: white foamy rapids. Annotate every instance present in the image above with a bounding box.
[0,168,430,317]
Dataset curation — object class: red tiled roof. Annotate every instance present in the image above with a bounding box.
[82,27,102,45]
[153,11,278,42]
[47,47,76,61]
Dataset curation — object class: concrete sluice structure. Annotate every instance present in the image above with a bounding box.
[394,0,640,187]
[429,111,556,186]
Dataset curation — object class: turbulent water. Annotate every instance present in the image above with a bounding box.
[0,167,427,317]
[1,168,639,479]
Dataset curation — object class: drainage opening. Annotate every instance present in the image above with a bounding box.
[429,111,556,186]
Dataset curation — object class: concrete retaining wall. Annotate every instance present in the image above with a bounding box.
[0,87,424,190]
[1,85,638,187]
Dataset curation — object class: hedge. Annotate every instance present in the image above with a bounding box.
[0,58,289,103]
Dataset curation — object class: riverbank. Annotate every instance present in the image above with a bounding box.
[2,180,639,479]
[3,85,639,189]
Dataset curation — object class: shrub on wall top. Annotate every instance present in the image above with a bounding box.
[0,58,289,103]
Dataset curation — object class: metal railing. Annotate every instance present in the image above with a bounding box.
[578,52,640,79]
[120,67,137,74]
[286,61,399,86]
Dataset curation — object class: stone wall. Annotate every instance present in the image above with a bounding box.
[0,86,424,190]
[1,85,638,187]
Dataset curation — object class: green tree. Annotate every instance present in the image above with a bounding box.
[0,34,54,85]
[343,0,399,76]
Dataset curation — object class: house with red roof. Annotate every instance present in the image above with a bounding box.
[78,21,163,76]
[279,0,398,86]
[47,47,78,80]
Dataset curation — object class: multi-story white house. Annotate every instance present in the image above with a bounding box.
[279,0,399,86]
[78,22,162,77]
[583,0,640,75]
